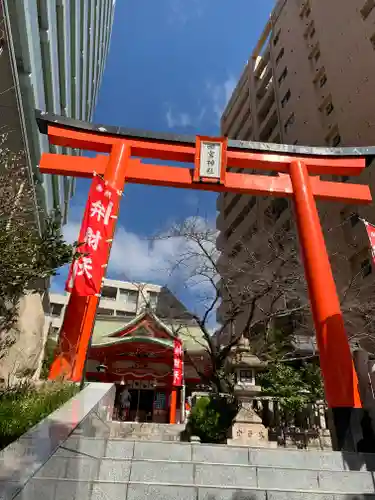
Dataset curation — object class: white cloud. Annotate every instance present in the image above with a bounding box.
[63,220,182,284]
[165,107,192,129]
[167,0,204,25]
[165,104,206,130]
[62,215,217,287]
[206,75,237,120]
[61,214,221,325]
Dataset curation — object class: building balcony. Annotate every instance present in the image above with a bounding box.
[268,127,281,144]
[257,79,275,119]
[237,120,253,141]
[255,64,272,100]
[254,50,271,80]
[223,65,249,120]
[259,104,278,142]
[223,89,249,136]
[231,96,251,138]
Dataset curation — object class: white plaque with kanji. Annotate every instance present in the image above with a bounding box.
[199,141,221,179]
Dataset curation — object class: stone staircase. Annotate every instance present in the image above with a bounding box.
[17,435,375,499]
[109,422,185,441]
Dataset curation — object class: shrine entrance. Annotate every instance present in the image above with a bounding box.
[85,309,192,424]
[36,110,374,449]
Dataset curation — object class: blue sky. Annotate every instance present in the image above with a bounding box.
[55,0,275,314]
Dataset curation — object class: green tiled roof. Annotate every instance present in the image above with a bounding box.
[91,313,209,353]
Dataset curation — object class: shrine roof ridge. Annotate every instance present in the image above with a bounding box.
[36,109,375,161]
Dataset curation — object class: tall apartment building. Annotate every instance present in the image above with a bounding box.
[0,0,115,225]
[218,0,375,347]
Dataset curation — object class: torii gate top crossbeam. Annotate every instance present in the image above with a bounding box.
[36,110,373,205]
[36,110,375,162]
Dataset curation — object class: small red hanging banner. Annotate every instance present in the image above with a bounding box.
[363,219,375,264]
[66,176,119,296]
[173,339,183,387]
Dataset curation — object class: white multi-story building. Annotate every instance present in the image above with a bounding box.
[0,0,116,225]
[47,278,191,340]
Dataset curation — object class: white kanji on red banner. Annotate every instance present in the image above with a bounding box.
[90,200,113,225]
[173,339,183,386]
[85,227,102,250]
[66,176,119,296]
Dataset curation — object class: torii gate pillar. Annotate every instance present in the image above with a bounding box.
[36,111,374,451]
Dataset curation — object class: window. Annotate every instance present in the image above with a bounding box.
[97,308,114,316]
[300,2,311,19]
[361,258,372,277]
[276,47,285,64]
[238,369,254,384]
[361,0,375,20]
[281,89,291,108]
[284,113,295,132]
[325,101,334,116]
[51,303,64,317]
[319,74,327,88]
[115,310,128,316]
[332,133,341,146]
[304,21,315,39]
[101,286,117,300]
[273,29,281,46]
[149,291,158,308]
[278,67,288,85]
[116,311,136,320]
[119,289,138,305]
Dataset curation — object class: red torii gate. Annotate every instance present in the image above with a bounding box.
[36,111,372,446]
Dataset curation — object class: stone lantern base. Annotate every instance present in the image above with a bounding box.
[227,402,277,448]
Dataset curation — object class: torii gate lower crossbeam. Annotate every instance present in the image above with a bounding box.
[36,111,373,448]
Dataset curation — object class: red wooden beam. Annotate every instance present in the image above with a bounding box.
[39,153,372,204]
[227,151,365,176]
[46,126,366,176]
[40,153,107,177]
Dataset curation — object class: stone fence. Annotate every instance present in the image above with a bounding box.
[251,396,332,449]
[191,392,332,449]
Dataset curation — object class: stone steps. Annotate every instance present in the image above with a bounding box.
[108,422,185,441]
[33,456,375,494]
[15,437,375,499]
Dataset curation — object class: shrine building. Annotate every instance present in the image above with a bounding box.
[47,279,265,424]
[85,308,210,424]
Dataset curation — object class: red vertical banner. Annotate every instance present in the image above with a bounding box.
[66,175,120,296]
[173,339,183,387]
[363,219,375,265]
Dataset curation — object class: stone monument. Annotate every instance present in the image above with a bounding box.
[228,401,277,447]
